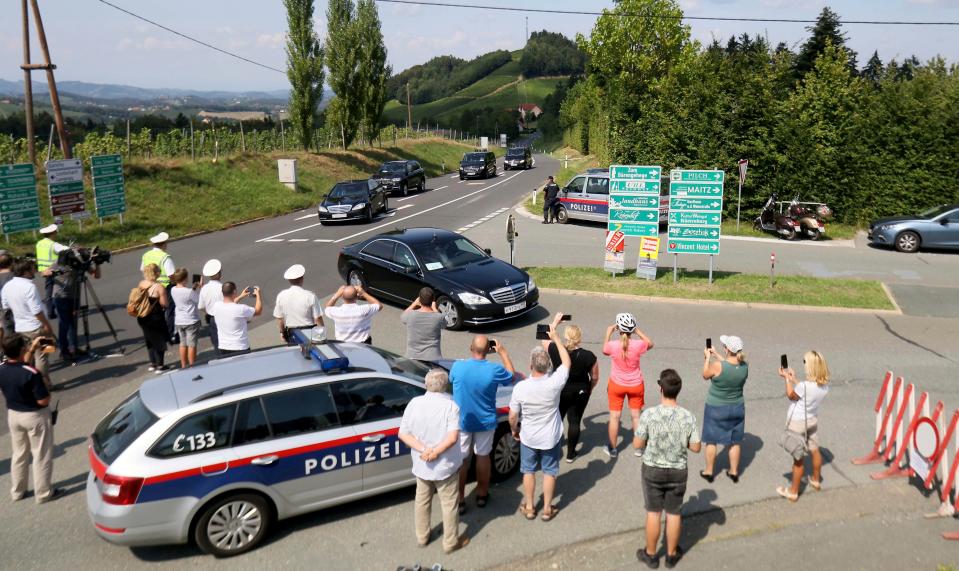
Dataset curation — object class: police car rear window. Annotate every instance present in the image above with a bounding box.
[91,392,159,465]
[151,405,235,458]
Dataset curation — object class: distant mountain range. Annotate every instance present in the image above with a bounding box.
[0,78,289,102]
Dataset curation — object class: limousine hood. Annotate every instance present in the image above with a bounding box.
[428,258,530,297]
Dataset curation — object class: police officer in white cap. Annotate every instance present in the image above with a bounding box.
[197,259,223,356]
[273,264,324,344]
[140,232,177,343]
[36,224,68,319]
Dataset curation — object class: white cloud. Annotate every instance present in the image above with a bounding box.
[116,36,190,51]
[387,3,422,16]
[256,32,286,48]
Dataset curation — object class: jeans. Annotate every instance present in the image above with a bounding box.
[54,297,78,355]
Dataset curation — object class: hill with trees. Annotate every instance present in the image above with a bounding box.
[520,31,586,77]
[386,50,512,105]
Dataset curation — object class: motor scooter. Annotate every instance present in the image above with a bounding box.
[754,193,801,240]
[788,195,828,240]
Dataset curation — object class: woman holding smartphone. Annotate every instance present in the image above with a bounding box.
[700,335,748,483]
[602,313,654,458]
[777,351,831,502]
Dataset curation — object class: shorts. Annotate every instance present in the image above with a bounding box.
[787,418,820,450]
[702,403,745,446]
[520,442,561,476]
[459,430,495,457]
[176,322,201,348]
[642,464,688,515]
[608,378,645,412]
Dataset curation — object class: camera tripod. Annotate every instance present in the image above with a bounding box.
[69,270,124,360]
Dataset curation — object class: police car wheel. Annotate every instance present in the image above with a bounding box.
[194,493,272,557]
[490,424,520,482]
[555,207,569,225]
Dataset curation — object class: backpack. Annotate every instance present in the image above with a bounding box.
[127,286,155,318]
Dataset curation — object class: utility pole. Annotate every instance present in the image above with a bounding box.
[20,0,71,162]
[406,82,413,136]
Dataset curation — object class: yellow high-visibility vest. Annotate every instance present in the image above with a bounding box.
[141,248,171,285]
[36,238,57,271]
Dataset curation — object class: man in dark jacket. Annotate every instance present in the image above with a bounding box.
[542,176,561,224]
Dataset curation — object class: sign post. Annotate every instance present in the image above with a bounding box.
[45,158,87,230]
[90,154,127,224]
[737,159,748,231]
[506,214,517,266]
[667,169,725,284]
[0,163,42,239]
[608,165,662,277]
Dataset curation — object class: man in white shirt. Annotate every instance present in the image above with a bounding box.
[197,259,223,355]
[209,281,262,355]
[398,369,469,554]
[1,260,54,390]
[509,325,570,522]
[324,285,382,343]
[273,264,324,344]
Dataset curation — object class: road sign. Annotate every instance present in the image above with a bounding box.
[637,237,660,280]
[610,195,660,209]
[609,209,659,223]
[0,162,41,235]
[609,165,662,239]
[90,154,127,218]
[608,221,658,236]
[604,230,626,274]
[610,165,662,181]
[609,180,661,193]
[667,168,725,258]
[46,158,88,218]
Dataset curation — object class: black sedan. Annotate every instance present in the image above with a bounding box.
[337,228,539,329]
[371,160,426,197]
[317,180,389,224]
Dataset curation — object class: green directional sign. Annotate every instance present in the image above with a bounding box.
[1,198,40,213]
[0,174,36,190]
[0,164,34,178]
[668,211,721,226]
[670,169,725,183]
[90,154,127,218]
[609,208,659,223]
[0,187,38,201]
[668,182,723,197]
[668,226,721,239]
[2,217,41,233]
[610,195,660,209]
[668,197,722,212]
[0,209,42,223]
[609,180,661,194]
[667,239,720,254]
[610,165,662,181]
[608,221,659,237]
[48,180,84,196]
[0,162,40,235]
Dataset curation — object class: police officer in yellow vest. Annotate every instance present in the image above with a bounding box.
[140,232,178,343]
[36,225,69,320]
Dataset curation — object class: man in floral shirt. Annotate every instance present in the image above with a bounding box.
[635,369,701,569]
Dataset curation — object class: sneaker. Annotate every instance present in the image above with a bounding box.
[634,448,644,458]
[664,546,684,568]
[566,450,577,463]
[637,547,660,569]
[147,365,156,372]
[603,445,618,458]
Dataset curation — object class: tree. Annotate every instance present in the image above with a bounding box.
[520,31,586,77]
[794,7,857,82]
[284,0,326,151]
[326,0,361,148]
[861,51,884,85]
[356,0,390,144]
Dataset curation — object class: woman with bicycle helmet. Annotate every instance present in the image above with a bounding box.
[602,312,654,458]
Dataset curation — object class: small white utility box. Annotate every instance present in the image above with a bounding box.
[278,159,298,190]
[480,136,489,150]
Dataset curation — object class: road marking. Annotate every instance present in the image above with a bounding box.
[467,182,484,185]
[288,239,309,242]
[449,174,459,179]
[257,221,326,242]
[313,239,334,243]
[294,213,316,221]
[332,171,523,244]
[396,204,414,210]
[262,239,284,242]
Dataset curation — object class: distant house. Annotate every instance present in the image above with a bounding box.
[518,104,542,121]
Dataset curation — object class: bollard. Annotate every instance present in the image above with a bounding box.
[770,252,776,287]
[564,154,568,169]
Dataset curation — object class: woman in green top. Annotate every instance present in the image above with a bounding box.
[700,334,748,483]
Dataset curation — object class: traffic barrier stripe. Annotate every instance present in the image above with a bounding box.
[852,373,898,465]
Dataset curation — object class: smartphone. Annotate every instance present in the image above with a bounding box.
[535,324,550,340]
[244,286,255,296]
[780,354,788,369]
[38,338,55,347]
[486,339,497,354]
[192,273,201,285]
[706,338,712,350]
[561,314,572,322]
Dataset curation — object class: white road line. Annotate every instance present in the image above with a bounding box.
[288,239,309,242]
[395,204,414,210]
[467,182,484,185]
[257,221,326,242]
[294,213,316,221]
[313,239,334,243]
[449,174,459,179]
[262,239,284,242]
[332,171,523,244]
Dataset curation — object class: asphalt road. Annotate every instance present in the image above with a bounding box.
[0,153,558,437]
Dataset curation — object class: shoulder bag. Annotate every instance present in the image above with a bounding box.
[778,381,808,461]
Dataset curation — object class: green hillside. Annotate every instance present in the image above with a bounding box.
[382,51,565,127]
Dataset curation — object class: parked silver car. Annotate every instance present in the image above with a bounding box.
[867,204,959,252]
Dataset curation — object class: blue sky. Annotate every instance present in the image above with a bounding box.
[1,0,957,91]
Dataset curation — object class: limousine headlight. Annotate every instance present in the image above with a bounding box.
[317,205,328,213]
[351,203,367,211]
[527,277,536,291]
[458,292,491,305]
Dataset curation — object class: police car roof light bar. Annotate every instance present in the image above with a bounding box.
[290,329,349,373]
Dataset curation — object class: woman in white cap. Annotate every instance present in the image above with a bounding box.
[700,334,748,483]
[601,312,654,458]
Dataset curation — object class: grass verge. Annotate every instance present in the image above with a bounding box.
[3,138,475,256]
[527,266,895,310]
[720,220,860,240]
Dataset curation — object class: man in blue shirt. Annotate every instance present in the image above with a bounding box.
[449,334,515,514]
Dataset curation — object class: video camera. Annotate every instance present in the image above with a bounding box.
[57,245,112,273]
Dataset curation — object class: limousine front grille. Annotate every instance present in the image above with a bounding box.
[489,283,527,304]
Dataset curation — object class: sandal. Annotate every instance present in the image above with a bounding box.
[776,486,799,503]
[476,494,489,508]
[699,470,715,483]
[726,470,740,484]
[458,501,467,516]
[808,479,822,491]
[541,505,560,522]
[518,503,537,520]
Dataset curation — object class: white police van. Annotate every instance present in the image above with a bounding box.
[86,332,518,557]
[556,168,669,225]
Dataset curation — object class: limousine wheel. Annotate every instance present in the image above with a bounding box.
[490,424,520,482]
[555,206,569,225]
[195,493,272,557]
[436,295,463,330]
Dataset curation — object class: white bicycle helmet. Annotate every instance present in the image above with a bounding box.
[615,312,636,333]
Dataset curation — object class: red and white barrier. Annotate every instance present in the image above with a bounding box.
[852,371,959,540]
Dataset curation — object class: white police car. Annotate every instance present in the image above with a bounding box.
[86,333,519,557]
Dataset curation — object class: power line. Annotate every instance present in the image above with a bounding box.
[375,0,959,26]
[95,0,286,74]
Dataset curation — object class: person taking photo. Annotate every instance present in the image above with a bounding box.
[700,335,748,484]
[603,313,654,458]
[777,351,831,502]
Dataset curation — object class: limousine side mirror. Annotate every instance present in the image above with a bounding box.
[403,264,419,274]
[484,248,492,255]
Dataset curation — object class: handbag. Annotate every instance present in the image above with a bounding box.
[778,381,808,461]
